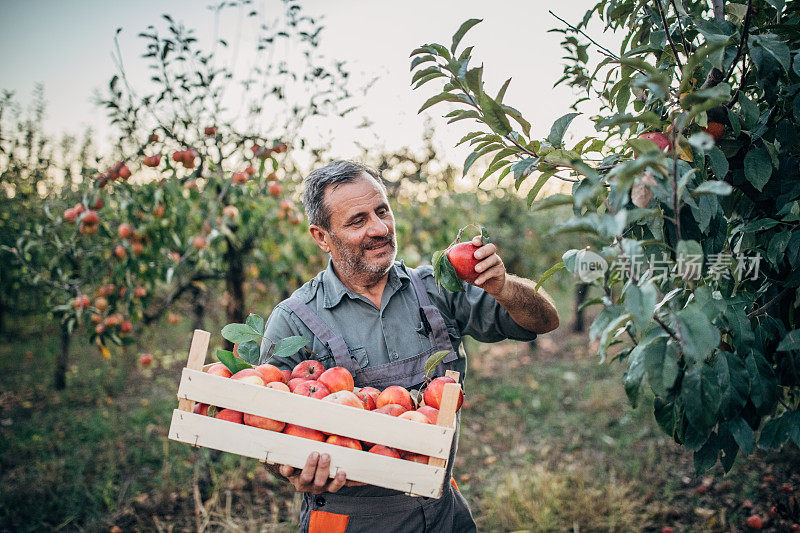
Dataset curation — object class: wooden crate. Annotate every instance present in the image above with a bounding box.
[168,329,462,498]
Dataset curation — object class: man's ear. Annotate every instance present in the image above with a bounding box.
[309,225,331,253]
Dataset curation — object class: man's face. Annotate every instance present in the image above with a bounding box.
[318,174,397,283]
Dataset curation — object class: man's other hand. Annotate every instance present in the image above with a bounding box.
[274,452,365,493]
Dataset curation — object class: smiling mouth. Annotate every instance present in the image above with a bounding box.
[367,241,392,252]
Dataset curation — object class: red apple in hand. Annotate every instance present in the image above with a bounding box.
[446,242,480,282]
[291,360,325,380]
[294,380,330,399]
[318,366,354,393]
[376,386,413,411]
[423,376,463,411]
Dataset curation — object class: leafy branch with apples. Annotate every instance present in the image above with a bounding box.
[410,2,800,476]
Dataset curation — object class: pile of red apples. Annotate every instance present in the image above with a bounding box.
[194,360,463,462]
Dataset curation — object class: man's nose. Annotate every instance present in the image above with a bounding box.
[366,214,390,237]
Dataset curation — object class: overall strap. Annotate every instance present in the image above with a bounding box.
[283,298,360,375]
[407,268,456,354]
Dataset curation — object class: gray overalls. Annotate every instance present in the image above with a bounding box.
[283,268,478,533]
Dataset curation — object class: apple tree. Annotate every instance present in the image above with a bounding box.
[95,1,353,350]
[411,2,800,473]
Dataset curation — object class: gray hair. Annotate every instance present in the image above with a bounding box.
[301,160,385,230]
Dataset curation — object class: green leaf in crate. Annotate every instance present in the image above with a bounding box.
[217,349,253,375]
[237,340,261,365]
[246,313,265,336]
[221,323,262,344]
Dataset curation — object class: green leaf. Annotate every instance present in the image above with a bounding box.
[450,19,482,54]
[534,262,564,292]
[525,172,552,208]
[673,304,720,364]
[776,329,800,351]
[496,78,511,103]
[413,71,446,89]
[727,417,755,454]
[693,433,720,474]
[746,352,777,411]
[418,92,461,113]
[245,313,265,336]
[411,66,442,84]
[653,396,677,437]
[432,249,445,291]
[221,323,262,344]
[410,54,437,71]
[237,340,261,365]
[682,363,722,430]
[623,343,647,408]
[501,104,532,138]
[455,131,484,146]
[758,412,792,450]
[530,193,572,212]
[644,338,680,397]
[273,336,311,359]
[424,350,452,378]
[713,350,750,420]
[744,147,772,191]
[748,33,791,73]
[547,112,580,148]
[217,349,252,375]
[439,254,465,293]
[465,66,484,96]
[707,147,729,180]
[623,279,658,333]
[478,92,512,135]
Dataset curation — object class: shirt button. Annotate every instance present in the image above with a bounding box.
[391,352,399,361]
[315,496,326,507]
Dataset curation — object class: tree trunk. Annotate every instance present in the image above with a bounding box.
[55,320,70,390]
[572,283,589,333]
[190,284,206,332]
[224,241,246,352]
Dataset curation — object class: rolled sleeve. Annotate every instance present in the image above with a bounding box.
[450,284,539,342]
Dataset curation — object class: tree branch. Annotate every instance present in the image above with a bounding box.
[656,0,684,72]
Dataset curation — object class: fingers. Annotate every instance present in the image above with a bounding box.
[327,470,348,493]
[279,464,296,478]
[474,263,506,287]
[313,453,332,487]
[297,452,320,487]
[281,453,354,494]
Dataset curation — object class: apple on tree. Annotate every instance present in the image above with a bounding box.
[432,225,490,291]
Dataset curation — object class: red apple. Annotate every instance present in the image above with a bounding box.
[323,390,364,409]
[266,381,290,392]
[638,132,671,152]
[291,360,325,380]
[416,406,440,424]
[423,377,463,411]
[368,445,401,458]
[376,386,413,411]
[746,515,763,529]
[281,369,292,383]
[287,377,307,392]
[400,450,430,464]
[244,412,285,432]
[207,362,232,378]
[374,404,408,417]
[446,242,480,282]
[355,389,377,410]
[283,424,325,442]
[215,409,244,424]
[204,126,218,136]
[139,353,153,366]
[231,368,265,386]
[398,411,431,424]
[358,386,380,403]
[255,363,285,384]
[193,403,209,416]
[318,366,354,393]
[326,435,362,450]
[294,380,330,399]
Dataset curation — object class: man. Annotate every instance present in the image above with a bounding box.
[259,160,559,532]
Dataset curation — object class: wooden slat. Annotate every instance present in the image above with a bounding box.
[445,370,460,381]
[177,369,454,457]
[168,410,445,498]
[428,382,461,468]
[177,329,210,412]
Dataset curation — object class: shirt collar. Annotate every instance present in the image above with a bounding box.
[321,258,410,309]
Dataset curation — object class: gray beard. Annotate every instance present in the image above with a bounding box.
[329,232,397,286]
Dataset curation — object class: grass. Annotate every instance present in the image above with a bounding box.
[1,294,798,532]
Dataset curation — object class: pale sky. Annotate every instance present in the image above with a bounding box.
[0,0,616,191]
